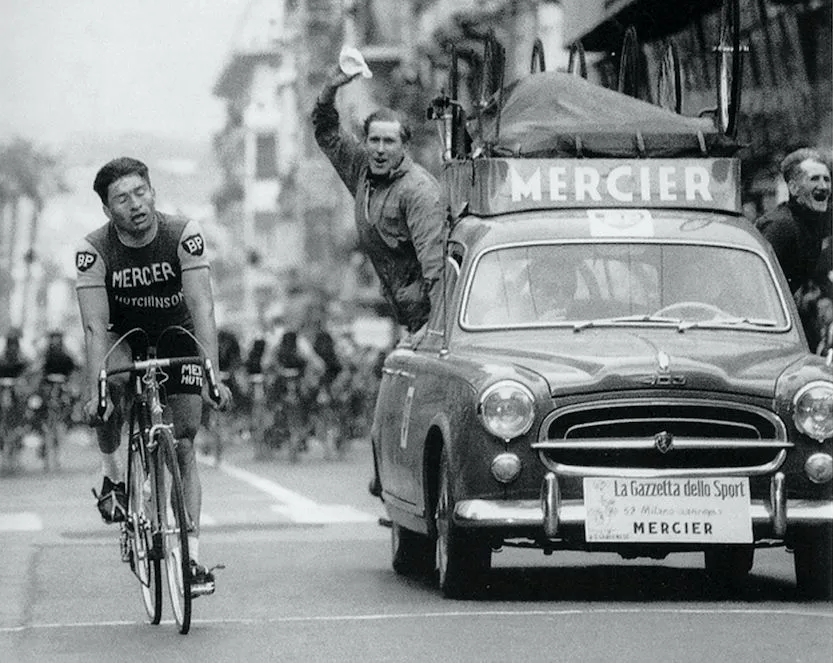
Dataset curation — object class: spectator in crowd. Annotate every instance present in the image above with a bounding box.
[756,148,831,349]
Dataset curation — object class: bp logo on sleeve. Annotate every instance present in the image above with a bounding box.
[181,233,205,256]
[76,251,97,272]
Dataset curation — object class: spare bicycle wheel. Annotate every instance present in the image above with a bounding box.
[716,0,742,136]
[657,39,683,114]
[618,26,641,98]
[530,38,546,74]
[567,41,587,78]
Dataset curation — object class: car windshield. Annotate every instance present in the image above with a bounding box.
[462,242,788,330]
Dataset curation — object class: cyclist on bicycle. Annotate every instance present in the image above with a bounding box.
[38,331,79,377]
[266,319,326,453]
[75,157,231,594]
[0,328,33,468]
[0,327,32,379]
[27,330,80,460]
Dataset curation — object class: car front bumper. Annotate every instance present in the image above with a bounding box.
[454,472,833,540]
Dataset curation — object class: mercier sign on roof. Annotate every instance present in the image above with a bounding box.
[444,158,742,217]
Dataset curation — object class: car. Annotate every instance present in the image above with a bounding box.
[370,71,833,600]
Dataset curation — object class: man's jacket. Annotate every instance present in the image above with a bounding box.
[313,98,443,331]
[756,199,830,293]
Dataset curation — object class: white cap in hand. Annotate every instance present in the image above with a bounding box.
[339,46,373,79]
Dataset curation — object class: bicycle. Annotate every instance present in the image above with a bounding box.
[248,372,275,460]
[27,374,69,472]
[200,370,241,465]
[0,376,25,474]
[272,366,311,464]
[97,328,221,634]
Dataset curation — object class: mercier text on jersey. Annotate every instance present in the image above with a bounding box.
[74,212,209,342]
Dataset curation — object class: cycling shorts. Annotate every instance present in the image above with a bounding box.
[126,330,204,398]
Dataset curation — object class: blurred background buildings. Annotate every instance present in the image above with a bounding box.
[0,0,830,345]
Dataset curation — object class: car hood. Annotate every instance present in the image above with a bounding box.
[458,329,805,398]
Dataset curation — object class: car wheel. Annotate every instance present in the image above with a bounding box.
[793,527,833,600]
[704,545,754,589]
[391,522,434,577]
[435,450,491,599]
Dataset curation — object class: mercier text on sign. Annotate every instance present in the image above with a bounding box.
[444,158,741,216]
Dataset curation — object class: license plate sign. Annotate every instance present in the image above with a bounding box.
[583,477,752,543]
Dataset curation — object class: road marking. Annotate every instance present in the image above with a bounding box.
[271,504,376,524]
[196,453,377,524]
[0,512,43,532]
[2,607,831,632]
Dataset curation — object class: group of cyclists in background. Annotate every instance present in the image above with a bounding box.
[0,328,83,474]
[204,290,386,465]
[0,288,387,476]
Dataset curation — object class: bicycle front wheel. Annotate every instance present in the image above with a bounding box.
[127,441,162,623]
[155,429,192,634]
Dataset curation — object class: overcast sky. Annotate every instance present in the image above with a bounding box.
[0,0,247,145]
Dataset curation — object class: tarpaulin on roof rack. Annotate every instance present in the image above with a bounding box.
[475,72,740,159]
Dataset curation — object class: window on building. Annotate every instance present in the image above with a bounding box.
[255,133,278,180]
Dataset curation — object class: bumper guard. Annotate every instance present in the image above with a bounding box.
[453,471,833,539]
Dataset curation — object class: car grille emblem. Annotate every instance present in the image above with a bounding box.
[654,430,674,454]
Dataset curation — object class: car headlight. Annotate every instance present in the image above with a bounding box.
[477,380,535,441]
[793,381,833,442]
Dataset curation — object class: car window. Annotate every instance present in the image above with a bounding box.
[462,243,788,328]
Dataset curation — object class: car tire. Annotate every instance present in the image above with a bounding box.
[435,450,491,599]
[793,527,833,600]
[704,545,754,589]
[391,522,434,577]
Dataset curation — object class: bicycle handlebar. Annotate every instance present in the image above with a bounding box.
[97,355,221,418]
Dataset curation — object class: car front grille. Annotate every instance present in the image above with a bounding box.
[533,398,790,476]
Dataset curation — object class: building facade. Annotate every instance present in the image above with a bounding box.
[212,0,306,329]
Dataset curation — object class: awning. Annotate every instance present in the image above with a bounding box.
[573,0,722,51]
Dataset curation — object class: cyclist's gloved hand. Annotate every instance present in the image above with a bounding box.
[84,396,113,426]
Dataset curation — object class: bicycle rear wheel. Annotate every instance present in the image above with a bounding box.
[127,440,162,623]
[155,429,192,634]
[716,0,742,136]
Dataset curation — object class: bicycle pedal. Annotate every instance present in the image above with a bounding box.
[190,581,215,598]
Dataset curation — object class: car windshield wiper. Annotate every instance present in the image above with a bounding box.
[679,316,779,330]
[573,314,682,331]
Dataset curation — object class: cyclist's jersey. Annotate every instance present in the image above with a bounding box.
[75,213,210,343]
